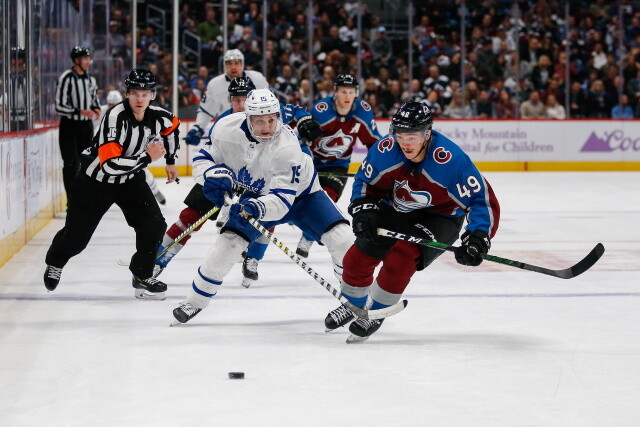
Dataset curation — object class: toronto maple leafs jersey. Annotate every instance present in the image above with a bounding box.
[193,70,269,131]
[192,112,321,222]
[309,96,382,169]
[352,130,500,237]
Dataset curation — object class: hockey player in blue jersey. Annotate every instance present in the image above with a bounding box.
[324,101,501,343]
[171,89,353,325]
[295,73,382,258]
[155,77,322,282]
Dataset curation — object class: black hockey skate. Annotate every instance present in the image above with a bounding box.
[171,301,202,325]
[295,236,314,258]
[324,304,355,332]
[241,256,259,288]
[44,265,63,291]
[346,318,384,343]
[132,276,167,300]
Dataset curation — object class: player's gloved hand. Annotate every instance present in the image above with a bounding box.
[185,125,204,146]
[454,230,491,266]
[348,199,381,241]
[297,115,322,145]
[230,198,264,221]
[202,165,236,207]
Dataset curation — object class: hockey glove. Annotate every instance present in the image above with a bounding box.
[185,125,204,146]
[454,230,491,267]
[297,115,322,145]
[348,199,381,241]
[230,198,264,221]
[202,165,236,207]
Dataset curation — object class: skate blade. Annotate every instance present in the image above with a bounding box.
[241,277,257,288]
[170,319,184,327]
[134,289,166,301]
[346,334,370,344]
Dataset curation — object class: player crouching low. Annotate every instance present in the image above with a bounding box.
[324,101,500,342]
[171,89,354,325]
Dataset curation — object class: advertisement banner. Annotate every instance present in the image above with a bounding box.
[0,137,26,239]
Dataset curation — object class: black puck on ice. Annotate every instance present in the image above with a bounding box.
[228,372,245,379]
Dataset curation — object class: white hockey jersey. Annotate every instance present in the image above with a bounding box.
[193,70,268,131]
[192,113,322,222]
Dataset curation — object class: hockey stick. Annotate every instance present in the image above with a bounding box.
[317,171,357,178]
[117,205,221,267]
[377,228,605,279]
[237,210,408,320]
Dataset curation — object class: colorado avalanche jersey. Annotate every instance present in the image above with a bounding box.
[193,70,269,131]
[352,130,500,237]
[192,113,321,222]
[309,96,381,169]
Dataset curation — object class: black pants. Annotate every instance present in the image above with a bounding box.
[46,172,167,279]
[318,166,349,199]
[183,183,219,220]
[59,117,94,197]
[355,204,465,271]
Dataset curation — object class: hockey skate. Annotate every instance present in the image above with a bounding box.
[295,236,314,258]
[171,301,202,325]
[132,276,167,300]
[324,304,355,332]
[154,191,166,205]
[346,318,384,343]
[241,256,259,288]
[44,265,63,291]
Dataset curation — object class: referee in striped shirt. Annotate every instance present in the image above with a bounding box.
[55,46,101,199]
[44,69,180,300]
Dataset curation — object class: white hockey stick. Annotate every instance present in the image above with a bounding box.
[234,205,407,320]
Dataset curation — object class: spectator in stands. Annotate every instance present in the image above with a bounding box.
[371,26,392,66]
[423,65,453,106]
[545,94,566,119]
[520,91,546,118]
[569,81,586,118]
[530,55,553,91]
[422,90,442,116]
[108,20,127,58]
[475,90,493,118]
[190,66,211,89]
[494,89,517,118]
[442,91,474,118]
[140,26,163,64]
[611,94,634,119]
[585,79,611,118]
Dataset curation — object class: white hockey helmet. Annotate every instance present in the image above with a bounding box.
[224,49,244,63]
[244,89,282,143]
[106,90,123,105]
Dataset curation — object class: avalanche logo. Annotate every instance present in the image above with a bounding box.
[312,130,352,159]
[236,166,265,195]
[392,180,432,212]
[378,137,394,153]
[361,100,372,111]
[433,147,452,164]
[315,102,329,113]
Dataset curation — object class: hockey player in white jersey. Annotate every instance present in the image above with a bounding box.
[172,89,354,325]
[184,49,268,145]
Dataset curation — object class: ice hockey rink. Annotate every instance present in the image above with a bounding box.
[0,172,638,426]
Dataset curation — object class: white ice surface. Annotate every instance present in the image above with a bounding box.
[0,172,639,427]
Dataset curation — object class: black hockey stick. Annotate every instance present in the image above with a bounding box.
[237,209,408,320]
[377,228,605,279]
[317,171,357,178]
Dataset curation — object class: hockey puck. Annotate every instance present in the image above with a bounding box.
[228,372,245,379]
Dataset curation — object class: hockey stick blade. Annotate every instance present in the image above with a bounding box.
[378,228,605,279]
[237,207,407,320]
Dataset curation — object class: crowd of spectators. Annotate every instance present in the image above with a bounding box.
[102,0,640,119]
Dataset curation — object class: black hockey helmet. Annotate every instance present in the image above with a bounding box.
[70,46,91,60]
[124,69,159,91]
[228,76,256,98]
[335,73,359,89]
[390,101,433,134]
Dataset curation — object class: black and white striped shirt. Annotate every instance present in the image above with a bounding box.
[55,68,100,120]
[83,101,180,184]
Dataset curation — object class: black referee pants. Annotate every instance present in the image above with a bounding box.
[46,172,167,280]
[59,117,94,198]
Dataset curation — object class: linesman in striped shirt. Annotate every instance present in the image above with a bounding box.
[44,69,180,300]
[55,46,102,199]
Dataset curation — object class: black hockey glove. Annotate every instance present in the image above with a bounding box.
[297,115,322,145]
[348,199,381,241]
[454,230,491,267]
